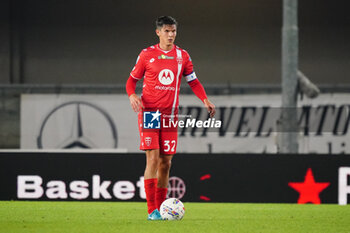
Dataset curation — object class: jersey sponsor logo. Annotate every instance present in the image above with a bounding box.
[143,110,161,129]
[155,85,175,91]
[158,54,174,60]
[158,69,174,85]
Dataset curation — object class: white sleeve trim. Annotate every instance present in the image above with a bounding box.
[130,73,141,80]
[185,72,197,82]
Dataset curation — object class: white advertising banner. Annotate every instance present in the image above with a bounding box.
[21,94,350,154]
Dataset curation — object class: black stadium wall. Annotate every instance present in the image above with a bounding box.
[1,152,350,205]
[0,0,349,85]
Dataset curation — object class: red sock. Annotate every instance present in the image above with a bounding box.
[144,178,157,214]
[156,187,168,210]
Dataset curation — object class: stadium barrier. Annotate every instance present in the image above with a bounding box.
[20,93,350,154]
[1,84,350,150]
[0,151,349,205]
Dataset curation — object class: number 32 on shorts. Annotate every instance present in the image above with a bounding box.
[163,140,176,152]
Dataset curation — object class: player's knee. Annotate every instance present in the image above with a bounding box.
[146,155,159,168]
[159,159,171,171]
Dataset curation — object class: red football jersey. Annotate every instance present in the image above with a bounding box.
[130,44,198,114]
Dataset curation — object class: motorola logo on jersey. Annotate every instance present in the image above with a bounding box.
[158,69,174,85]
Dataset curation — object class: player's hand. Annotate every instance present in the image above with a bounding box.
[203,99,216,118]
[129,94,143,112]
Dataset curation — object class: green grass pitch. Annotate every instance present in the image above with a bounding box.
[0,201,349,233]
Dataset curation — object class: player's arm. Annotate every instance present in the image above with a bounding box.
[183,51,216,118]
[187,78,216,118]
[126,51,145,112]
[126,76,142,112]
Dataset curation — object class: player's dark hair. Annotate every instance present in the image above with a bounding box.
[156,16,178,29]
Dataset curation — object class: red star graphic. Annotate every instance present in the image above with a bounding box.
[288,168,330,204]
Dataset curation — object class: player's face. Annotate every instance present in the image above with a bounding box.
[156,24,177,48]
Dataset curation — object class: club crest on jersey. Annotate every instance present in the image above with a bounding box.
[158,69,174,85]
[145,137,152,146]
[176,57,183,64]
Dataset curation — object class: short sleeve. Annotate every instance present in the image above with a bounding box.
[130,50,146,80]
[183,51,194,77]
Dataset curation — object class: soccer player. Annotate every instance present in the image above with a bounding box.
[126,16,216,220]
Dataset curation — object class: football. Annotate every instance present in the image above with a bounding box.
[160,198,185,220]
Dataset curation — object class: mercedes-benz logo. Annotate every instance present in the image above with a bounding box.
[167,176,186,199]
[37,101,118,149]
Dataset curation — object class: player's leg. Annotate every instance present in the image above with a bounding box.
[138,112,161,218]
[157,154,173,187]
[144,150,159,215]
[156,125,178,209]
[144,149,162,219]
[156,154,173,209]
[144,149,160,179]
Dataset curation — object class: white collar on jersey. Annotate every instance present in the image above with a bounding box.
[156,44,175,54]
